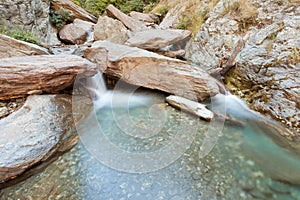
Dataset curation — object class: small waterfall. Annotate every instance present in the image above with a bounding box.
[210,93,300,184]
[85,72,151,110]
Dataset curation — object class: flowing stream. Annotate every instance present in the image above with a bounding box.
[1,72,300,199]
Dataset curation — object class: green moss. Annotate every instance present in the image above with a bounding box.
[0,26,41,45]
[49,8,73,30]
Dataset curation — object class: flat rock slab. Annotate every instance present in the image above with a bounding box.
[52,0,97,23]
[0,34,49,58]
[0,54,97,100]
[125,29,192,50]
[129,11,158,23]
[166,95,214,121]
[106,4,147,32]
[84,41,220,102]
[0,95,78,183]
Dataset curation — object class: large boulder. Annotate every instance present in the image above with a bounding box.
[0,55,97,100]
[84,41,220,102]
[51,0,97,23]
[59,19,94,44]
[94,16,128,44]
[0,0,60,45]
[0,94,92,183]
[106,4,147,32]
[125,29,192,50]
[186,0,300,132]
[0,34,49,58]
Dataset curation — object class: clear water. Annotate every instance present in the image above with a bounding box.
[1,85,300,199]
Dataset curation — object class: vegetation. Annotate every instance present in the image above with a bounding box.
[154,0,219,35]
[223,0,258,31]
[0,26,41,45]
[72,0,160,17]
[49,9,73,29]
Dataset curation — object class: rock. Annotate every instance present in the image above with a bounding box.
[51,0,97,23]
[186,0,300,132]
[0,0,60,45]
[0,55,97,100]
[59,19,94,44]
[125,29,192,50]
[0,34,49,58]
[154,49,185,58]
[129,11,158,23]
[166,95,214,120]
[84,41,220,102]
[0,94,88,183]
[0,107,9,118]
[159,3,189,29]
[94,16,128,44]
[186,0,242,72]
[105,4,147,32]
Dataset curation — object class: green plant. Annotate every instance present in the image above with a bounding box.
[49,8,73,29]
[153,5,169,16]
[0,26,41,45]
[71,0,159,17]
[144,1,155,13]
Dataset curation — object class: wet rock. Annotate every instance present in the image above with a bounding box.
[0,34,49,58]
[125,29,191,51]
[94,16,128,44]
[51,0,97,23]
[0,54,97,100]
[84,41,220,102]
[106,4,147,32]
[0,0,60,45]
[129,11,158,23]
[59,19,95,44]
[0,95,78,183]
[166,95,214,120]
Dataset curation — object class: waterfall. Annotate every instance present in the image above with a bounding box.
[209,93,300,184]
[85,72,151,110]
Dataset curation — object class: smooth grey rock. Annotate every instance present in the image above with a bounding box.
[94,16,128,44]
[125,29,191,50]
[0,95,78,183]
[166,95,214,120]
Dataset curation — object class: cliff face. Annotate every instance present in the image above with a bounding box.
[0,0,60,45]
[185,0,300,132]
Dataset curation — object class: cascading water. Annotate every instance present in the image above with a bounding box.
[209,93,300,184]
[85,72,151,110]
[3,72,300,199]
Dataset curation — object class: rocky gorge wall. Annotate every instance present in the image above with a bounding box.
[185,0,300,133]
[0,0,60,45]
